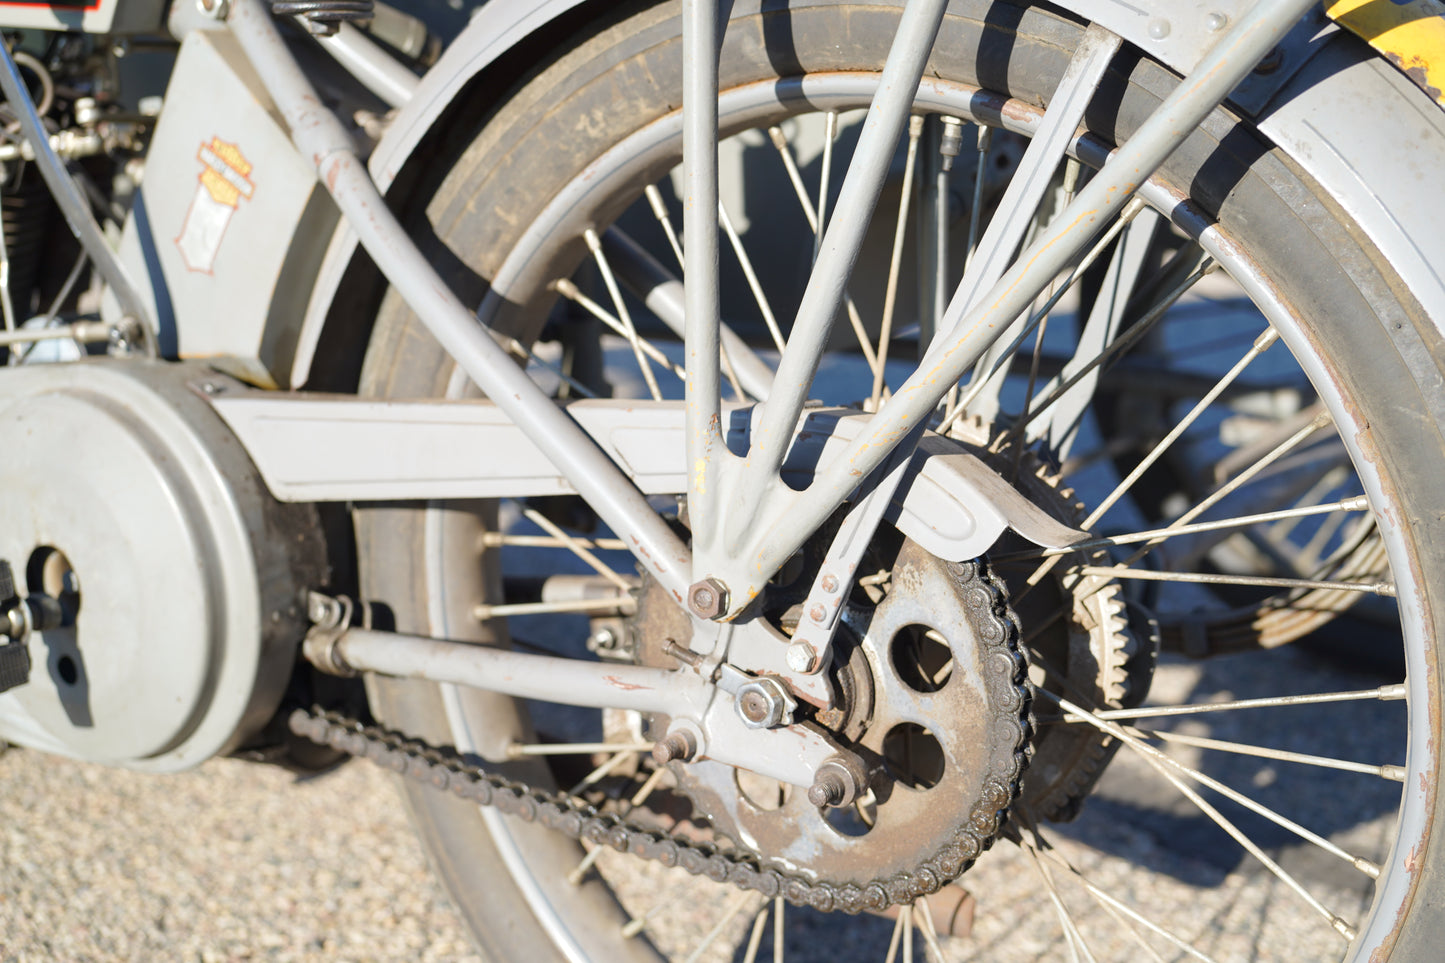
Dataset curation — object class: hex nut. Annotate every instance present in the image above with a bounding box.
[687,577,729,620]
[734,678,791,729]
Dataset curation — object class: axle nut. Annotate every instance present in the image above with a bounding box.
[687,577,729,620]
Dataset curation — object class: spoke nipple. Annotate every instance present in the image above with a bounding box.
[1253,326,1280,352]
[652,729,698,766]
[787,641,820,673]
[939,116,965,173]
[687,577,729,620]
[1331,916,1358,942]
[1354,857,1382,879]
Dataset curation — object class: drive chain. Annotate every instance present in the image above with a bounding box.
[289,559,1030,913]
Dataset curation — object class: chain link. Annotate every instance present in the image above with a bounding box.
[289,558,1030,913]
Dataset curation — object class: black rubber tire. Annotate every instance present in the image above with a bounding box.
[353,1,1445,959]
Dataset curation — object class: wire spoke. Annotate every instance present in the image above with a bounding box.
[773,895,785,963]
[1070,565,1396,597]
[1066,684,1406,722]
[566,749,641,797]
[552,276,687,384]
[1096,407,1336,580]
[1086,324,1280,529]
[1027,393,1329,597]
[940,196,1145,431]
[1139,728,1406,781]
[602,226,771,401]
[1002,253,1216,446]
[645,183,686,268]
[872,114,925,408]
[622,886,688,939]
[483,533,630,552]
[628,764,669,808]
[764,122,882,377]
[584,228,664,400]
[495,330,600,399]
[682,890,760,963]
[719,200,786,352]
[1001,496,1370,561]
[884,904,910,963]
[816,110,838,261]
[741,903,770,963]
[911,898,947,963]
[1027,841,1097,963]
[1016,829,1208,963]
[521,508,634,592]
[1048,689,1380,889]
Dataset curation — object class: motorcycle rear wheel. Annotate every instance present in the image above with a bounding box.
[354,1,1445,959]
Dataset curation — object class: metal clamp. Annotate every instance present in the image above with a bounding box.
[301,590,357,676]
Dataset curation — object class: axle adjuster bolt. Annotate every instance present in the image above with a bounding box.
[687,577,729,620]
[808,757,866,809]
[652,728,698,766]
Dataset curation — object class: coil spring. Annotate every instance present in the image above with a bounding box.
[271,0,374,34]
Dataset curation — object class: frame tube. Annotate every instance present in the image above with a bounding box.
[332,627,704,716]
[225,0,693,602]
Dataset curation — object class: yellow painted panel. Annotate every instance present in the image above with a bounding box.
[1327,0,1445,103]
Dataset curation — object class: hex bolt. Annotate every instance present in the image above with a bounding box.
[738,689,773,725]
[651,729,698,766]
[687,577,729,620]
[787,641,820,673]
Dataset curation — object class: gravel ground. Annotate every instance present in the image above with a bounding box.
[0,749,482,963]
[0,642,1402,963]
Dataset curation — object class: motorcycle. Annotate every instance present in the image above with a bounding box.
[0,0,1439,958]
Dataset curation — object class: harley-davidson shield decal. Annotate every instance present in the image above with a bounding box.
[175,137,255,274]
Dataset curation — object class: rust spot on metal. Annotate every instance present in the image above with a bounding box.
[603,675,649,691]
[1389,52,1444,101]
